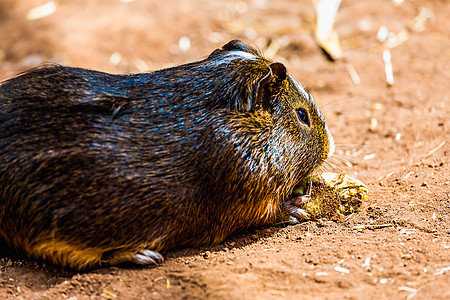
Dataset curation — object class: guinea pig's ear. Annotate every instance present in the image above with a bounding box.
[209,40,258,59]
[222,40,255,53]
[250,62,287,111]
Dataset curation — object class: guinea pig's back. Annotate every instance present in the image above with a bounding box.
[0,66,188,255]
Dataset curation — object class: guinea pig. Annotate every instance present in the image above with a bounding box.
[0,40,334,270]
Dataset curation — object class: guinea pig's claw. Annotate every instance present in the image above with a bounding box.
[284,195,310,224]
[133,249,164,265]
[292,194,310,206]
[287,208,309,224]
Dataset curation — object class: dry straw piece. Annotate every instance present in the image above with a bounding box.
[313,0,342,60]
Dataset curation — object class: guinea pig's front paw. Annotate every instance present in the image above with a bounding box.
[283,195,310,224]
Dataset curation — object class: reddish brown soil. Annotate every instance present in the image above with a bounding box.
[0,0,449,299]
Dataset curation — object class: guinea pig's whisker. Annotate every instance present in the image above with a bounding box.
[330,155,356,166]
[320,162,332,173]
[318,95,358,110]
[331,155,368,171]
[308,175,314,198]
[321,161,334,173]
[323,160,345,173]
[334,143,366,150]
[316,167,328,201]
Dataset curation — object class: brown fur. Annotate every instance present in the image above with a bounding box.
[0,40,332,270]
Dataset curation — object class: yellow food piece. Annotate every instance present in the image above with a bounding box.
[320,172,369,200]
[292,172,369,220]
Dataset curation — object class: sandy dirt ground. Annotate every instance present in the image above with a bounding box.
[0,0,449,299]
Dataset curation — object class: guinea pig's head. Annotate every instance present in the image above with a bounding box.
[207,40,334,184]
[256,61,334,183]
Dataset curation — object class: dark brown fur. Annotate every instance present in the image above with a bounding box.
[0,40,332,269]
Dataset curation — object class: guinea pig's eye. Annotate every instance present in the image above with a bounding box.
[296,108,310,127]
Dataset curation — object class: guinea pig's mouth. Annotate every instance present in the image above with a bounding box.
[291,176,313,199]
[289,161,322,200]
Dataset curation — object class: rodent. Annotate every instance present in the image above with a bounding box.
[0,40,334,270]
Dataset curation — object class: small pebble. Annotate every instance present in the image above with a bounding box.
[26,1,56,20]
[364,154,376,160]
[178,36,191,52]
[369,118,378,131]
[376,26,389,42]
[109,52,122,66]
[334,266,350,274]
